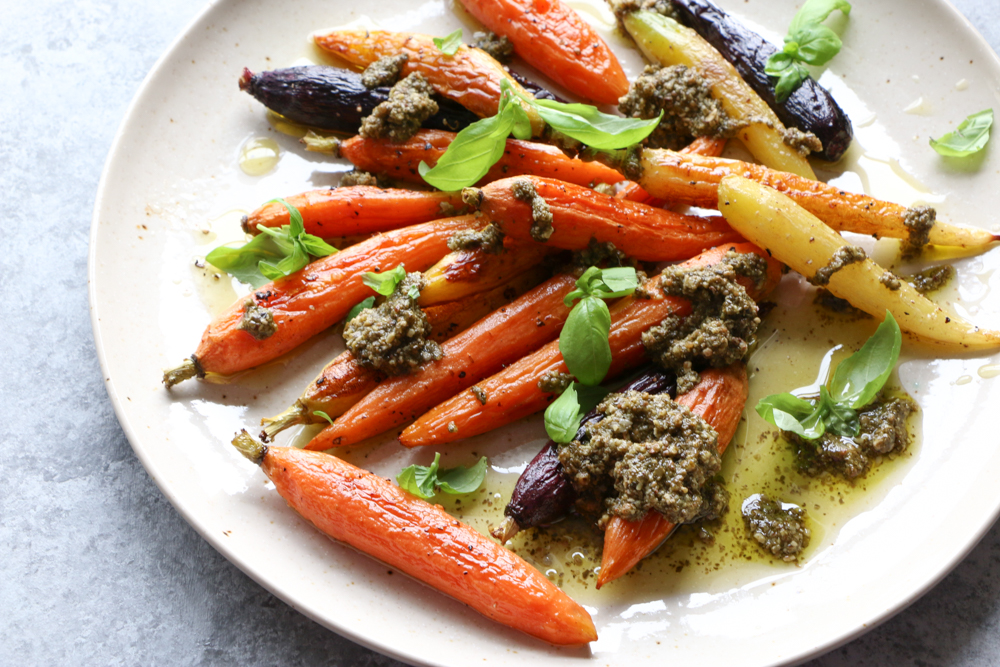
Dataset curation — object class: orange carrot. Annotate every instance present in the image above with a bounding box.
[163,216,478,385]
[458,0,628,105]
[245,186,467,239]
[306,273,579,450]
[339,129,630,189]
[399,243,782,446]
[260,266,549,440]
[232,434,597,645]
[613,136,727,205]
[597,363,748,588]
[313,30,543,133]
[475,176,745,261]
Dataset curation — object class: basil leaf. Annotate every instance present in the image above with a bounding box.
[346,296,375,322]
[756,392,816,428]
[576,383,611,414]
[419,106,515,190]
[820,388,859,437]
[206,234,287,288]
[792,24,843,66]
[270,198,305,237]
[829,311,901,408]
[407,283,421,300]
[433,29,463,56]
[531,99,661,150]
[788,0,851,35]
[397,452,488,498]
[259,237,309,280]
[930,109,994,157]
[363,265,407,296]
[436,456,488,494]
[592,266,639,298]
[560,296,612,386]
[313,410,335,426]
[510,101,533,141]
[300,234,338,257]
[544,382,583,444]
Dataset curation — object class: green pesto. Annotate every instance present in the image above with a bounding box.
[360,53,409,89]
[473,31,514,62]
[741,493,810,561]
[360,73,439,143]
[908,264,955,294]
[901,206,937,260]
[511,178,554,242]
[810,245,866,287]
[447,222,504,254]
[537,370,574,394]
[237,299,277,340]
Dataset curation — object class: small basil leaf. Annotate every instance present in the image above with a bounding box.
[792,24,842,66]
[206,234,286,288]
[299,234,338,257]
[270,198,305,237]
[397,452,441,499]
[563,288,587,308]
[419,106,515,190]
[544,382,583,444]
[432,29,463,56]
[593,266,639,297]
[363,265,407,296]
[510,101,533,141]
[255,224,296,253]
[821,388,860,437]
[756,392,815,424]
[930,109,994,157]
[560,296,612,386]
[407,283,421,300]
[829,311,901,409]
[346,296,376,322]
[531,99,662,150]
[436,456,488,494]
[313,410,335,426]
[576,383,611,414]
[788,0,851,36]
[259,237,310,280]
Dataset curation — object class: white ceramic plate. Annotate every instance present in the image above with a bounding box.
[90,0,1000,665]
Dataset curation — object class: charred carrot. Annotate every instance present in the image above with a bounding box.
[472,176,744,262]
[419,241,554,305]
[162,216,479,386]
[338,129,630,189]
[306,273,579,450]
[399,243,782,446]
[313,30,543,134]
[458,0,628,105]
[231,433,597,645]
[260,266,549,440]
[613,136,727,204]
[620,148,998,248]
[597,363,748,588]
[245,186,468,239]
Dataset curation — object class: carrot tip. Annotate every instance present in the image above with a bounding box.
[162,356,202,388]
[260,399,308,442]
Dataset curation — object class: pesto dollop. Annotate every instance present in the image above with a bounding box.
[473,31,514,62]
[342,272,443,375]
[642,252,765,394]
[901,205,937,260]
[447,222,504,254]
[359,72,439,143]
[789,393,917,479]
[237,300,277,340]
[538,370,574,394]
[360,53,409,89]
[511,179,554,242]
[339,170,384,188]
[810,245,866,286]
[619,65,732,150]
[558,390,725,528]
[782,127,823,157]
[741,493,810,562]
[908,264,955,294]
[571,237,629,269]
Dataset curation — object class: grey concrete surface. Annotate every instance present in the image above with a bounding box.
[2,1,999,665]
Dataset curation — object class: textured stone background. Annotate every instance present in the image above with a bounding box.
[2,1,999,665]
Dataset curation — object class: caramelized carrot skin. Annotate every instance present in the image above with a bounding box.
[262,447,597,645]
[597,364,749,587]
[196,216,477,376]
[481,176,745,262]
[400,243,781,447]
[306,273,578,450]
[458,0,628,105]
[247,186,467,238]
[339,130,629,189]
[313,31,536,125]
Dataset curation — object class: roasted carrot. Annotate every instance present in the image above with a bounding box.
[306,273,579,450]
[245,186,467,239]
[163,216,479,386]
[613,136,727,205]
[419,241,554,305]
[473,176,744,261]
[313,30,543,134]
[231,433,597,645]
[260,266,549,440]
[457,0,628,105]
[399,243,782,446]
[629,148,998,248]
[338,129,630,189]
[597,363,748,588]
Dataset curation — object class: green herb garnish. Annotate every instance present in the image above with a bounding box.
[397,452,488,499]
[756,311,901,439]
[543,381,611,443]
[418,81,661,191]
[313,410,335,426]
[206,199,337,287]
[346,296,376,321]
[362,265,407,296]
[433,29,463,56]
[765,0,852,103]
[930,109,994,157]
[560,266,639,386]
